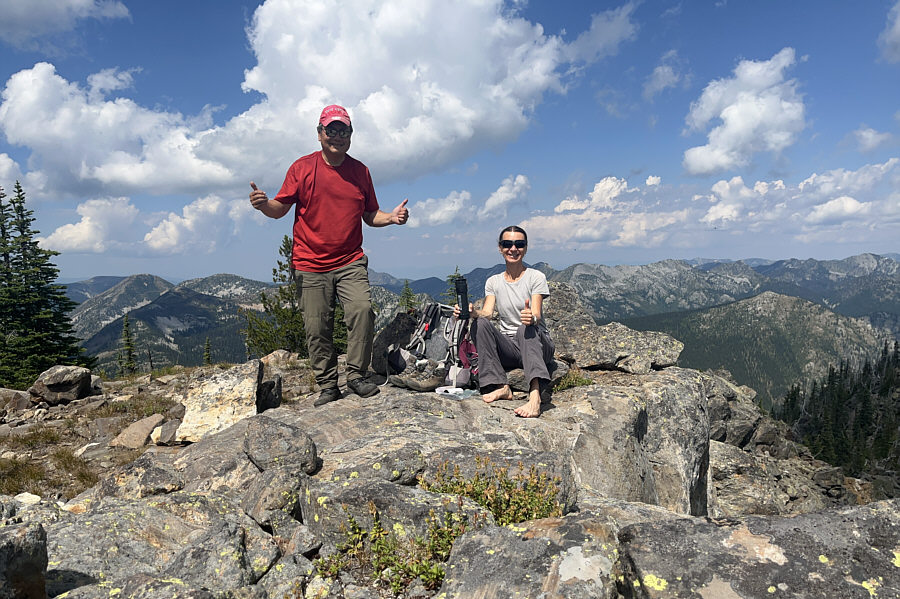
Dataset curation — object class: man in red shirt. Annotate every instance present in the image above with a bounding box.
[249,105,409,406]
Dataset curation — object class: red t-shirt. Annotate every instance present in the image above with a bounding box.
[274,152,379,272]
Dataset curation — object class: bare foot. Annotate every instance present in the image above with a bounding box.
[514,389,542,418]
[482,385,513,403]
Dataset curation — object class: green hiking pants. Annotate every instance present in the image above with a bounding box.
[293,255,374,389]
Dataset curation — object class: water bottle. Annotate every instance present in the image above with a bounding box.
[455,277,469,319]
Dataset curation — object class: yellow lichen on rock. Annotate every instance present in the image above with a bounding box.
[642,574,669,590]
[861,577,881,597]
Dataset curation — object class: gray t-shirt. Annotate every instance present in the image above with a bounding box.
[485,268,550,336]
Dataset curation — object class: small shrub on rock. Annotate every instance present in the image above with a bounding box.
[315,459,563,595]
[553,365,593,391]
[314,502,475,595]
[419,456,563,526]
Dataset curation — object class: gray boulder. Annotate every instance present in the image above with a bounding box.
[544,282,683,374]
[109,413,165,449]
[0,388,31,414]
[553,321,683,374]
[441,500,682,599]
[0,522,47,599]
[45,493,277,597]
[618,498,900,598]
[27,365,93,406]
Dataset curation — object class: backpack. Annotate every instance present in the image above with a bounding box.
[385,302,477,390]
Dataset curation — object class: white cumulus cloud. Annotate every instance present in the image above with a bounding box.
[0,0,638,205]
[520,159,899,253]
[143,195,238,254]
[805,196,871,224]
[564,2,638,63]
[879,1,900,63]
[645,175,661,186]
[0,153,23,184]
[683,47,805,176]
[407,191,472,228]
[38,196,138,252]
[0,63,233,198]
[798,158,899,198]
[479,174,530,219]
[700,176,758,224]
[643,50,683,100]
[527,176,687,247]
[0,0,130,49]
[854,126,893,153]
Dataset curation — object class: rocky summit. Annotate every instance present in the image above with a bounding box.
[0,283,897,598]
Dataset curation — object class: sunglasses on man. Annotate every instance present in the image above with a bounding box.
[499,240,527,249]
[318,125,353,139]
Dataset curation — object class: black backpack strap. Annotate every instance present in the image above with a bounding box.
[406,303,436,356]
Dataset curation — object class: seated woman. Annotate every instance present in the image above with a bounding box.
[455,225,555,418]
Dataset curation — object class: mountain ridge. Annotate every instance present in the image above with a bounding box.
[622,290,892,408]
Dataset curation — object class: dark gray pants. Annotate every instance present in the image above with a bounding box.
[471,317,554,390]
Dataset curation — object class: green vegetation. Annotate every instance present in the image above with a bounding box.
[399,279,417,312]
[203,336,212,365]
[315,457,562,594]
[775,341,899,481]
[117,312,137,376]
[50,447,99,492]
[419,456,563,526]
[242,235,307,358]
[0,457,47,495]
[553,366,593,391]
[0,391,175,498]
[315,504,472,594]
[0,182,94,389]
[4,425,62,449]
[440,266,462,305]
[93,393,177,420]
[0,447,98,498]
[621,295,883,411]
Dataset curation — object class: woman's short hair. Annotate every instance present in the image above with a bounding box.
[498,225,527,245]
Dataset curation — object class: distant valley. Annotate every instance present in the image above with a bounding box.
[67,253,899,404]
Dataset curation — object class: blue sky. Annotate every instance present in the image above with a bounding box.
[1,0,899,282]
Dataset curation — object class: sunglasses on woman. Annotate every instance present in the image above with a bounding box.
[499,240,527,249]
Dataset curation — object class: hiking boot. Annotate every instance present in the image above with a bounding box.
[403,365,448,392]
[388,374,408,388]
[347,377,380,398]
[313,387,342,407]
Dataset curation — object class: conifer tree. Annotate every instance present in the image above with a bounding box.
[0,182,92,389]
[242,236,306,357]
[778,339,899,480]
[0,185,14,385]
[203,336,212,365]
[117,313,136,376]
[441,266,462,304]
[399,279,417,312]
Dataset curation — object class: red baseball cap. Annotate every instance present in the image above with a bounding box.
[319,105,351,127]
